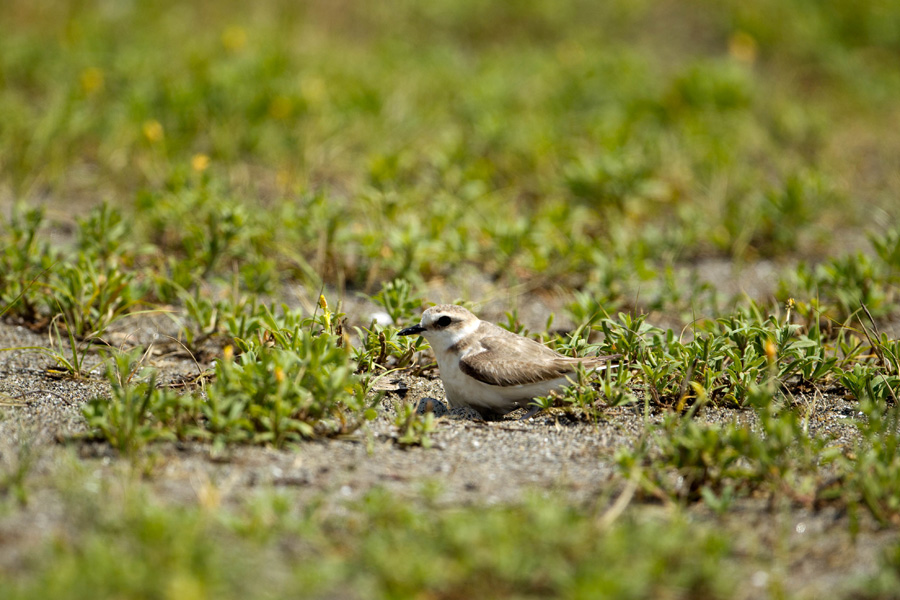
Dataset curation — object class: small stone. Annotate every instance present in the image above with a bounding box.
[370,311,392,326]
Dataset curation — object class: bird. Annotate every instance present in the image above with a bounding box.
[398,304,616,417]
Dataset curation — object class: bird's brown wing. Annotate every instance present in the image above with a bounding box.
[458,324,614,387]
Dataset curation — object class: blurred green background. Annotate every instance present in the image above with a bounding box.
[2,0,899,301]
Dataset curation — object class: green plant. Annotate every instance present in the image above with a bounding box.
[370,278,423,325]
[43,253,146,339]
[594,312,657,362]
[0,476,741,600]
[394,400,436,448]
[82,348,184,454]
[840,397,900,528]
[352,322,425,373]
[596,361,636,407]
[200,297,366,447]
[0,433,36,505]
[175,290,230,353]
[136,183,282,296]
[76,201,131,263]
[839,363,899,404]
[0,204,55,321]
[528,391,558,416]
[82,298,367,450]
[2,313,99,378]
[203,337,364,447]
[621,384,832,506]
[778,228,900,322]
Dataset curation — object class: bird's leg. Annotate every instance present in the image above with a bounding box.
[518,405,542,420]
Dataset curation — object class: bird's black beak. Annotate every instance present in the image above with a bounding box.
[398,323,426,336]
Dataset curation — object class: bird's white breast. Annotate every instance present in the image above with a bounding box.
[428,319,496,409]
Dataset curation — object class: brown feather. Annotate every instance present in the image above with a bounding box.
[458,322,614,387]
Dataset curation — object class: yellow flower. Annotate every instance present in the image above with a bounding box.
[191,153,210,172]
[221,26,247,52]
[80,67,104,94]
[142,120,164,142]
[765,340,777,363]
[729,31,758,64]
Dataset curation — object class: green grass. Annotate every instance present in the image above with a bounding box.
[0,467,742,600]
[3,1,899,289]
[2,0,900,596]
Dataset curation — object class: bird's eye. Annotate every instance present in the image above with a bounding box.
[436,315,452,327]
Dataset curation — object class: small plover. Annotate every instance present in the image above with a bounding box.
[399,304,616,417]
